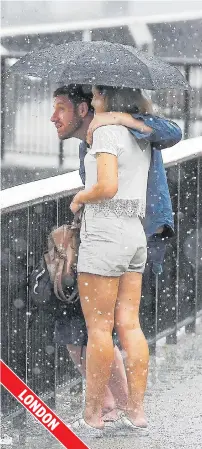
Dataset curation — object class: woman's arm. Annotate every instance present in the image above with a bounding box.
[71,127,119,214]
[86,112,153,144]
[70,153,118,213]
[86,113,182,149]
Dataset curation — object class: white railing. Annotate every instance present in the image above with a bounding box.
[1,10,202,37]
[1,136,202,213]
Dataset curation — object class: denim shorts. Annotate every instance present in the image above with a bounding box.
[77,211,147,276]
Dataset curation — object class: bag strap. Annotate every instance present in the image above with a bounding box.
[71,209,83,229]
[50,225,72,257]
[53,258,67,302]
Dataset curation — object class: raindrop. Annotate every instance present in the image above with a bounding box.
[14,298,25,309]
[46,345,55,355]
[33,367,41,375]
[34,204,43,215]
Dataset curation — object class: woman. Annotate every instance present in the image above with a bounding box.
[70,86,153,435]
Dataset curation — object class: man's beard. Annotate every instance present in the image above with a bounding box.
[60,116,83,140]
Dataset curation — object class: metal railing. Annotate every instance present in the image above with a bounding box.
[1,55,202,169]
[1,136,202,443]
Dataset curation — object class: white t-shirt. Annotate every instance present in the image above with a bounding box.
[84,125,151,218]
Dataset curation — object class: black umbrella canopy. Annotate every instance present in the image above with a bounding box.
[9,40,189,90]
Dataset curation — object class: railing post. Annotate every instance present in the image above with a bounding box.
[59,140,64,167]
[82,29,92,42]
[184,64,191,139]
[166,164,180,344]
[149,274,159,355]
[1,56,6,161]
[185,157,200,333]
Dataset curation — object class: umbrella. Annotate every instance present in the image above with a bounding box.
[9,41,189,90]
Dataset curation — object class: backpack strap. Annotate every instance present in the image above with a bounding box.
[50,225,72,257]
[54,258,67,302]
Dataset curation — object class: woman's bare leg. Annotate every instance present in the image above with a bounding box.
[102,345,128,421]
[108,345,128,409]
[78,273,119,428]
[115,272,149,427]
[67,344,116,411]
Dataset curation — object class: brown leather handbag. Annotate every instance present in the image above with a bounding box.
[44,213,81,303]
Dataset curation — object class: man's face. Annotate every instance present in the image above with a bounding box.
[51,95,83,140]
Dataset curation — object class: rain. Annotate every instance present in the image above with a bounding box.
[1,1,202,448]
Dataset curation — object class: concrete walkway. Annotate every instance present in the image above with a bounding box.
[2,319,202,449]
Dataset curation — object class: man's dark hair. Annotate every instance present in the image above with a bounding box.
[53,84,93,111]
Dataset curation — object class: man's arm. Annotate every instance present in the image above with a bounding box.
[129,113,182,149]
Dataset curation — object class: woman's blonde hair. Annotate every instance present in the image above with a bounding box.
[95,86,153,115]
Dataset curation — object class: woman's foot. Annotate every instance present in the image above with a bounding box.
[127,406,148,428]
[70,418,104,438]
[84,411,104,430]
[102,406,115,415]
[102,407,126,422]
[103,413,149,437]
[103,405,147,426]
[102,408,120,422]
[103,387,116,413]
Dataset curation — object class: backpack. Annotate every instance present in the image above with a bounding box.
[44,220,80,303]
[29,258,59,312]
[29,214,81,315]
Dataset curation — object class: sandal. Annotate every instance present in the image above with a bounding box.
[69,418,104,438]
[105,415,149,436]
[118,415,149,435]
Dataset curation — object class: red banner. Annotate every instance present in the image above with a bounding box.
[0,360,89,449]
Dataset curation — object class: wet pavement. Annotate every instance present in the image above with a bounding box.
[2,318,202,449]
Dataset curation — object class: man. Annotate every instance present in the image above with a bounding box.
[51,84,181,420]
